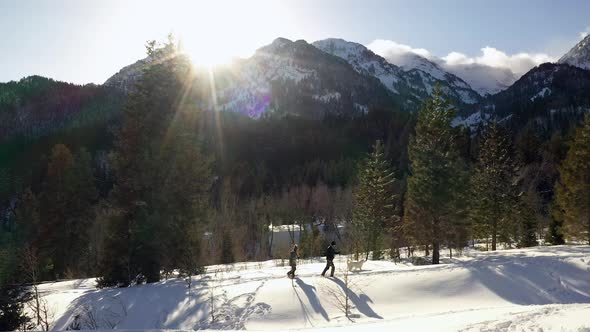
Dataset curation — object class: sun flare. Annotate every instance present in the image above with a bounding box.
[170,0,289,68]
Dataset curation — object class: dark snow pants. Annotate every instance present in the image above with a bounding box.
[288,264,296,278]
[321,259,335,277]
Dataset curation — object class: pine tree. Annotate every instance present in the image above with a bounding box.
[352,140,398,260]
[470,123,516,250]
[39,144,97,278]
[99,40,212,286]
[0,284,33,331]
[545,202,566,245]
[555,114,590,244]
[516,190,538,247]
[404,87,466,264]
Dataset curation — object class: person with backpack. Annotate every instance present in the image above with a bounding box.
[321,241,340,277]
[287,244,299,279]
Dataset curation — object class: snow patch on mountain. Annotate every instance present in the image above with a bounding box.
[354,102,369,113]
[530,87,551,102]
[452,110,490,129]
[559,34,590,70]
[313,91,341,103]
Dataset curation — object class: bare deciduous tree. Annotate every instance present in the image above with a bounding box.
[21,245,54,331]
[321,266,356,321]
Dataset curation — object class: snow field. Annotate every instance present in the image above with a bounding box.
[32,246,590,331]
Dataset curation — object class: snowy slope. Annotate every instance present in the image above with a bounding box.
[31,245,590,331]
[312,38,405,94]
[206,38,394,118]
[314,38,482,106]
[559,34,590,70]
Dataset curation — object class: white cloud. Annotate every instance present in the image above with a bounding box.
[472,46,554,75]
[367,39,555,77]
[580,27,590,39]
[367,39,433,60]
[442,52,474,66]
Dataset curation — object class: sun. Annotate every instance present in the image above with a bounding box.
[183,39,240,68]
[169,0,289,68]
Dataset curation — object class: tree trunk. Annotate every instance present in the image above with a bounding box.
[432,218,440,264]
[491,219,497,251]
[449,247,452,259]
[34,285,41,326]
[432,241,440,264]
[268,221,274,258]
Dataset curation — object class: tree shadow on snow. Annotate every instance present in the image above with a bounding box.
[294,278,330,322]
[51,277,271,331]
[463,252,590,305]
[327,277,383,319]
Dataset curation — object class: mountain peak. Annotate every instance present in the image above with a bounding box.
[257,37,294,54]
[558,34,590,70]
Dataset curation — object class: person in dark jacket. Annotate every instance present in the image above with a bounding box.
[321,241,340,277]
[287,244,299,279]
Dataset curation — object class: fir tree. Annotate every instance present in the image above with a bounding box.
[516,190,538,248]
[404,87,466,264]
[352,140,398,260]
[555,114,590,244]
[545,202,566,245]
[0,284,33,331]
[39,144,97,278]
[99,40,212,286]
[470,123,516,250]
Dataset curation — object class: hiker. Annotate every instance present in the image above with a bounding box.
[321,241,340,277]
[287,244,299,279]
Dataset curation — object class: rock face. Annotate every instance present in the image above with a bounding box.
[559,34,590,70]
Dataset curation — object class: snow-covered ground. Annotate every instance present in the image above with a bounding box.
[33,246,590,331]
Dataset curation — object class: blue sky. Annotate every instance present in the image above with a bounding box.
[0,0,588,84]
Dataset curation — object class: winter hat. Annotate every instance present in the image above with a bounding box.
[331,241,336,245]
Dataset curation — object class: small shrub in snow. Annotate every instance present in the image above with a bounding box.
[411,256,431,266]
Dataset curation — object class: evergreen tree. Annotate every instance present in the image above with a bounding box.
[0,284,33,331]
[99,40,212,286]
[545,202,566,245]
[352,140,398,260]
[470,123,516,250]
[39,144,97,278]
[516,190,538,247]
[555,114,590,244]
[220,230,235,264]
[404,87,466,264]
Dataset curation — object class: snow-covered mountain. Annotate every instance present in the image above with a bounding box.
[369,43,520,96]
[105,38,395,118]
[558,34,590,70]
[454,63,590,130]
[105,35,590,122]
[312,38,405,94]
[209,38,395,118]
[104,57,153,93]
[313,38,482,106]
